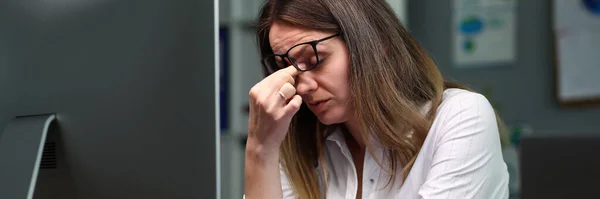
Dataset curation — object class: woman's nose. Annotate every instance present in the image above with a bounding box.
[295,72,318,95]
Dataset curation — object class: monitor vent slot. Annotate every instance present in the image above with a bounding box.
[40,142,57,169]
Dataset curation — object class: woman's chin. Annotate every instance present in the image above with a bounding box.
[318,118,337,125]
[315,111,346,125]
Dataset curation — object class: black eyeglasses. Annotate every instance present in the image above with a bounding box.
[262,32,341,74]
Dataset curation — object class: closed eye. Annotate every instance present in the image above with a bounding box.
[316,56,328,66]
[276,57,292,68]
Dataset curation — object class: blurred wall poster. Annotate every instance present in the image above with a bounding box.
[452,0,517,67]
[553,0,600,104]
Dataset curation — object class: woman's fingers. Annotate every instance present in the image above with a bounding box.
[283,95,303,115]
[246,65,303,154]
[265,65,300,91]
[249,64,302,123]
[278,65,300,84]
[277,82,296,102]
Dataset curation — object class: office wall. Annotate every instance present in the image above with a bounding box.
[408,0,600,135]
[0,16,11,139]
[0,46,7,138]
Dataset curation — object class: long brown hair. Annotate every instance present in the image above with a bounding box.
[256,0,507,198]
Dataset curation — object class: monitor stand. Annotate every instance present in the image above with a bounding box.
[0,114,56,199]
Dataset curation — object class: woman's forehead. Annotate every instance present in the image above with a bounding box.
[269,22,328,54]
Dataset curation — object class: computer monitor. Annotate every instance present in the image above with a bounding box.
[0,0,219,198]
[520,135,600,199]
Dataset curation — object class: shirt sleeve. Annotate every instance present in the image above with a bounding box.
[418,92,509,199]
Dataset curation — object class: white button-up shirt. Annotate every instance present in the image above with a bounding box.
[280,88,509,199]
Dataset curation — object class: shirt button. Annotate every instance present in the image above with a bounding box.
[370,179,374,183]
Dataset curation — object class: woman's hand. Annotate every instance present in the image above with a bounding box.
[247,65,302,157]
[244,66,302,199]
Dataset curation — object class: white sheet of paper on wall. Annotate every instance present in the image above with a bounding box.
[553,0,600,102]
[556,28,600,101]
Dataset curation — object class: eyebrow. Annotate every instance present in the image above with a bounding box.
[272,35,313,54]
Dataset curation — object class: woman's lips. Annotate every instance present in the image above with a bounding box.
[309,99,330,113]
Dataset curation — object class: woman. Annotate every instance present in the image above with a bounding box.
[245,0,509,198]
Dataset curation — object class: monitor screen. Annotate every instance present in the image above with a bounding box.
[0,0,218,198]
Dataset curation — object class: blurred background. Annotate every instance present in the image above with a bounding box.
[219,0,600,199]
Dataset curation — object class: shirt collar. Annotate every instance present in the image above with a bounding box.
[326,126,346,149]
[325,126,384,149]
